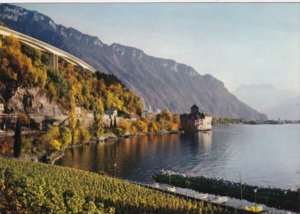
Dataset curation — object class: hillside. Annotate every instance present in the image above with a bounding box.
[233,84,299,120]
[0,33,143,115]
[0,34,181,157]
[264,95,300,120]
[0,158,235,213]
[0,3,267,120]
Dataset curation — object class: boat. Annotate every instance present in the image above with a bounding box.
[195,193,208,200]
[165,186,176,192]
[244,205,263,213]
[209,196,228,204]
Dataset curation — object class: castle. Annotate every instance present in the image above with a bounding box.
[180,105,212,132]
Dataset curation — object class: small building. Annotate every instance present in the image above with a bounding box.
[104,108,118,128]
[105,108,118,117]
[75,107,82,117]
[141,111,155,120]
[180,105,212,132]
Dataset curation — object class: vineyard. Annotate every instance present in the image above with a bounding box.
[0,159,235,213]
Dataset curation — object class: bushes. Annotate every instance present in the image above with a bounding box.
[0,159,231,213]
[43,125,72,151]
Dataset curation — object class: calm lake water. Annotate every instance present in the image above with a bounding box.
[57,124,300,190]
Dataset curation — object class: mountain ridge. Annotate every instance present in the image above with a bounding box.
[0,3,267,120]
[234,84,300,120]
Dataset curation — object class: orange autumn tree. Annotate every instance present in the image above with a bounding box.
[0,35,47,88]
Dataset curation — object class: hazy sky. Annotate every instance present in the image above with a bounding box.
[17,3,300,92]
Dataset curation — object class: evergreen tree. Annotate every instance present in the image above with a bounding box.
[13,119,22,157]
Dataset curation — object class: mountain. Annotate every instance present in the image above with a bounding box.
[233,84,298,111]
[0,3,266,120]
[233,84,299,120]
[264,95,300,120]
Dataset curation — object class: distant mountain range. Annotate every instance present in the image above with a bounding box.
[0,3,266,120]
[233,84,300,120]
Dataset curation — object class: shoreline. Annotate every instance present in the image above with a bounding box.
[46,130,181,164]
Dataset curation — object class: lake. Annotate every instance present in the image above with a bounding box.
[57,124,300,190]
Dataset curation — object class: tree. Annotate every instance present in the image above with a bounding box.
[60,126,72,149]
[3,36,35,87]
[148,121,159,133]
[49,139,61,151]
[13,118,22,157]
[47,68,68,98]
[172,114,180,125]
[156,109,175,131]
[20,43,41,65]
[79,127,91,144]
[1,36,47,91]
[93,98,104,138]
[47,82,57,102]
[105,91,120,110]
[43,126,60,142]
[116,118,131,137]
[135,98,144,116]
[134,120,148,134]
[161,109,173,121]
[69,87,78,143]
[43,126,60,151]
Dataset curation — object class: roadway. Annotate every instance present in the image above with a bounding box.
[0,26,96,72]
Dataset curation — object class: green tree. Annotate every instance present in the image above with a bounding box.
[43,126,60,151]
[43,126,60,142]
[47,82,57,102]
[60,126,72,149]
[69,89,78,143]
[47,68,68,98]
[79,127,91,144]
[20,43,41,64]
[93,98,104,138]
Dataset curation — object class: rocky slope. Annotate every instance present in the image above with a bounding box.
[0,3,267,120]
[7,87,67,118]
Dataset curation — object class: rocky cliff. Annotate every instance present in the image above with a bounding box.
[7,87,67,118]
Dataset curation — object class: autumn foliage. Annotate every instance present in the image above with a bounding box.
[0,35,144,115]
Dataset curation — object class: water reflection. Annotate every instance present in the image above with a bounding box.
[179,131,212,158]
[57,125,300,189]
[196,131,212,152]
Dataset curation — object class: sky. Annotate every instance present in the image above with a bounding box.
[17,3,300,93]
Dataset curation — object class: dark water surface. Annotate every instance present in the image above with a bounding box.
[57,124,300,190]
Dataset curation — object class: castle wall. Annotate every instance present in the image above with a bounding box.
[180,115,212,132]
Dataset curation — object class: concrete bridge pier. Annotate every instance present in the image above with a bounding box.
[49,54,58,70]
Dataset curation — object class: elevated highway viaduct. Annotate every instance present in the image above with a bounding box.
[0,26,96,72]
